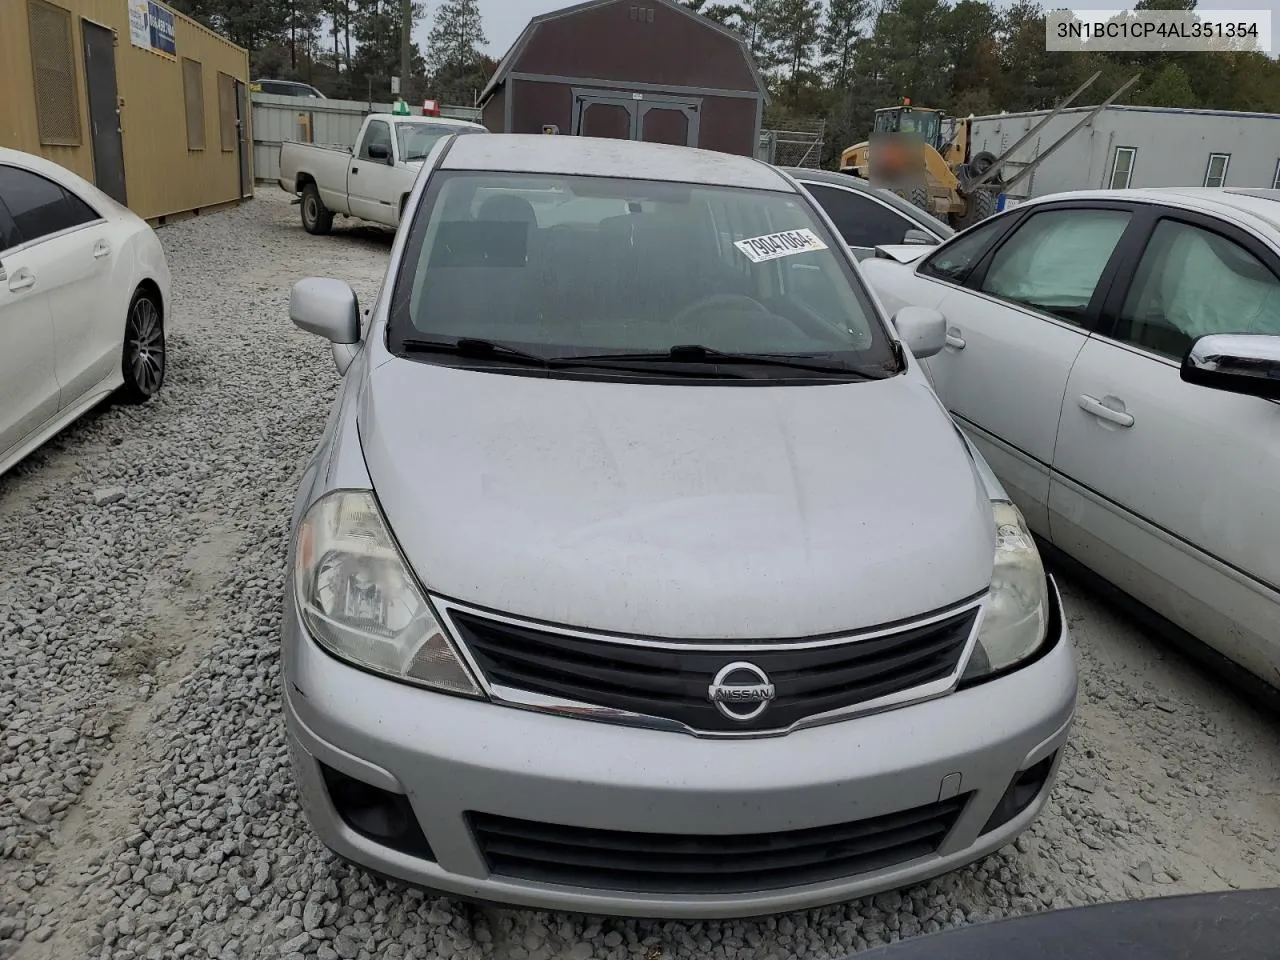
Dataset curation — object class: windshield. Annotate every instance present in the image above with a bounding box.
[387,171,899,379]
[396,123,484,162]
[874,109,942,149]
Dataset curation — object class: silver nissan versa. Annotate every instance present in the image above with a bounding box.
[283,133,1077,919]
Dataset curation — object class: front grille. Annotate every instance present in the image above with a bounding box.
[449,606,977,733]
[469,795,969,894]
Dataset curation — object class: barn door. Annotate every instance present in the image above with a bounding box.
[572,91,702,147]
[573,93,638,140]
[638,102,699,147]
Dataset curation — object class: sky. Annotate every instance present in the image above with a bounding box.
[411,0,1276,63]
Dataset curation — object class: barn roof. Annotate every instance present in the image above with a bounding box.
[477,0,770,107]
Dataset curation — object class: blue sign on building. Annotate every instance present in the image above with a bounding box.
[148,1,177,57]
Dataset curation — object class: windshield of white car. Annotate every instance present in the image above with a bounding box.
[387,171,900,381]
[396,124,484,162]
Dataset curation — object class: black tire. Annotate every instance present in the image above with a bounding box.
[119,287,165,404]
[969,150,999,178]
[301,182,333,235]
[953,188,998,230]
[907,185,931,213]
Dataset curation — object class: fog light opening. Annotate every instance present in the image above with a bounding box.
[981,750,1057,835]
[319,761,435,861]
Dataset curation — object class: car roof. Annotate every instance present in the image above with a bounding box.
[782,166,955,237]
[441,134,794,191]
[782,167,881,192]
[0,146,122,216]
[371,113,486,129]
[1025,187,1280,236]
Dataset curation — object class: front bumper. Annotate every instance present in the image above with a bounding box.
[282,581,1076,919]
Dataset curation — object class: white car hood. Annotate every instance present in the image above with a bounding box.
[359,361,994,639]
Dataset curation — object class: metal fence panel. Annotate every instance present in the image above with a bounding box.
[251,93,483,182]
[757,119,826,168]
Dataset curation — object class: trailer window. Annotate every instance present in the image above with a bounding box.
[182,58,206,151]
[1108,147,1136,190]
[27,0,81,146]
[1204,153,1230,188]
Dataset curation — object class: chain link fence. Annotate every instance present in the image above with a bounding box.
[757,119,826,168]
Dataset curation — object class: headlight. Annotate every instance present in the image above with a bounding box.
[962,501,1050,681]
[293,489,481,696]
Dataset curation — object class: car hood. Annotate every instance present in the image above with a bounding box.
[359,361,995,639]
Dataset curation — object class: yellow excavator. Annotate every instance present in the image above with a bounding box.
[838,72,1140,229]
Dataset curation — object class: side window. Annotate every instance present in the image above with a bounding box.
[980,209,1130,325]
[804,183,921,248]
[918,215,1010,284]
[1114,218,1280,359]
[0,199,20,252]
[0,165,98,244]
[360,120,392,161]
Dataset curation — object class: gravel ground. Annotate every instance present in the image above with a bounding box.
[1,192,1278,960]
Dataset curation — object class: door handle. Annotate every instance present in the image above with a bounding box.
[93,240,112,259]
[8,269,35,292]
[945,327,966,349]
[351,166,359,174]
[1078,394,1134,428]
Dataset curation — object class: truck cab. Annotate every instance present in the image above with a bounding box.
[279,113,488,234]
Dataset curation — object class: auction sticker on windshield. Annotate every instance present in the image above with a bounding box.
[735,229,829,263]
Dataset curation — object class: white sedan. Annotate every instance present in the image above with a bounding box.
[860,187,1280,693]
[0,147,170,478]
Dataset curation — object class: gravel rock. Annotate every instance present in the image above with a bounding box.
[93,486,127,506]
[1,192,1278,960]
[20,800,52,825]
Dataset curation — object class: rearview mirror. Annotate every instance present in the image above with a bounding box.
[1180,333,1280,401]
[892,306,947,360]
[366,142,391,162]
[291,277,362,374]
[902,228,936,246]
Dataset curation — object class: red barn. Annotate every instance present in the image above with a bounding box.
[478,0,770,157]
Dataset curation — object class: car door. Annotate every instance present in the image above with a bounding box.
[0,192,60,459]
[800,180,939,260]
[917,203,1138,534]
[348,119,396,223]
[12,173,112,403]
[1049,205,1280,682]
[0,164,106,452]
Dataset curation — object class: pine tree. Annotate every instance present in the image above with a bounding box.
[767,0,824,106]
[681,0,747,27]
[425,0,488,77]
[822,0,871,90]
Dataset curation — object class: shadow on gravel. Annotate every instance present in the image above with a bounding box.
[1044,549,1280,718]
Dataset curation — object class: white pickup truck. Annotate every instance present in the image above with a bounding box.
[278,113,487,234]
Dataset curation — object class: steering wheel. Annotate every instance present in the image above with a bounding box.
[672,293,772,328]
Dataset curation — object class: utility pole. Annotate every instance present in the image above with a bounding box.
[400,0,412,100]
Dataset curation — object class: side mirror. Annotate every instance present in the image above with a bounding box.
[291,277,360,343]
[892,306,947,360]
[291,278,361,375]
[902,228,936,246]
[1180,333,1280,401]
[366,142,390,162]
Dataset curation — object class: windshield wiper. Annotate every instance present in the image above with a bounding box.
[399,336,550,366]
[554,344,879,377]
